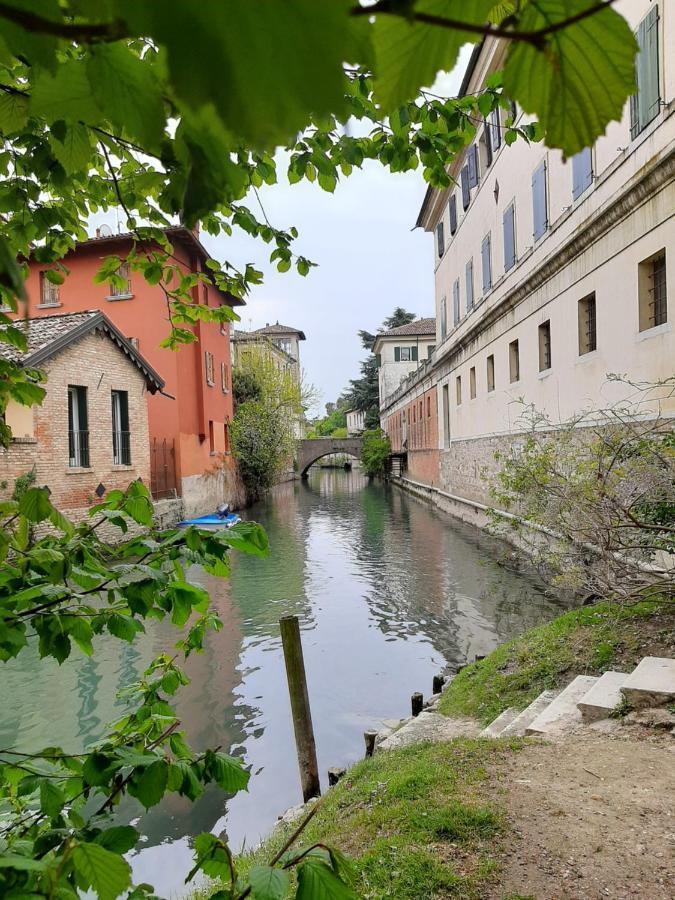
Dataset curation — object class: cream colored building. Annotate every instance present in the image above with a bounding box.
[346,409,366,435]
[414,0,674,509]
[373,317,436,410]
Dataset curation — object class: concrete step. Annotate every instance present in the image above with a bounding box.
[577,670,628,722]
[621,657,675,709]
[526,675,598,736]
[500,689,560,737]
[481,707,520,738]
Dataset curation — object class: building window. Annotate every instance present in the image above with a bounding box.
[572,147,593,200]
[427,344,435,358]
[129,337,140,350]
[449,194,458,235]
[456,375,462,405]
[223,423,230,452]
[538,320,552,371]
[578,293,597,354]
[481,233,492,294]
[205,351,215,385]
[460,165,470,210]
[68,385,89,468]
[467,144,479,188]
[486,354,495,392]
[440,296,447,340]
[503,202,516,272]
[208,420,215,454]
[630,5,660,140]
[490,108,501,150]
[39,271,60,307]
[109,261,131,299]
[452,278,460,326]
[220,322,228,336]
[436,221,445,258]
[111,390,131,465]
[221,361,229,393]
[532,160,548,241]
[509,339,520,383]
[394,346,418,362]
[480,122,493,169]
[638,250,667,331]
[465,258,474,311]
[469,366,476,399]
[442,384,450,446]
[426,396,431,417]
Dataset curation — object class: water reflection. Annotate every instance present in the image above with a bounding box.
[0,470,569,895]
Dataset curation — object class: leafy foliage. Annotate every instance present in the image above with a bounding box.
[360,429,392,477]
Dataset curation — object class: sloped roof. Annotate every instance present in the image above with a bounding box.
[253,322,306,340]
[0,311,164,392]
[378,317,436,338]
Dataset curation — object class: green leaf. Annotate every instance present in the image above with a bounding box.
[0,90,29,133]
[95,826,140,854]
[0,855,48,872]
[371,1,493,112]
[168,581,209,627]
[296,859,357,900]
[248,865,290,900]
[203,750,249,794]
[50,123,92,174]
[219,521,269,557]
[18,486,52,522]
[0,236,26,303]
[128,759,168,809]
[83,752,117,788]
[72,842,132,900]
[40,779,66,819]
[503,0,637,157]
[30,59,102,124]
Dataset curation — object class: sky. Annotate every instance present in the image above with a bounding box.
[198,48,473,416]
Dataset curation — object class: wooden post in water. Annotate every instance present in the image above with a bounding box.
[279,615,321,802]
[432,673,446,694]
[411,692,424,717]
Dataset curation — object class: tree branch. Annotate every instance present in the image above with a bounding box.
[0,3,128,42]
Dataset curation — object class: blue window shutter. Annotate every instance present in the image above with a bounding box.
[465,259,474,310]
[394,346,400,362]
[449,194,457,234]
[491,108,501,149]
[532,161,548,241]
[453,279,460,326]
[468,144,479,187]
[440,296,447,339]
[411,345,418,362]
[572,148,593,200]
[503,204,516,271]
[481,234,492,293]
[461,165,470,209]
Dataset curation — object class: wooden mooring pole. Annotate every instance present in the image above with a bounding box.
[279,615,321,802]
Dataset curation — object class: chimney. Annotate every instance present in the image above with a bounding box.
[266,322,269,327]
[95,227,101,238]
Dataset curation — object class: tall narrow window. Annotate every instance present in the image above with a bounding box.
[455,375,462,405]
[480,122,493,169]
[538,321,552,371]
[630,5,660,140]
[572,147,593,200]
[39,271,60,307]
[465,258,474,311]
[491,108,501,149]
[436,220,445,258]
[452,278,460,326]
[503,203,516,272]
[109,261,131,299]
[111,390,131,465]
[469,366,476,399]
[68,385,89,467]
[221,361,229,393]
[509,339,520,383]
[208,420,215,454]
[486,355,495,392]
[205,351,215,385]
[532,160,548,241]
[223,423,230,452]
[638,250,667,331]
[578,293,597,355]
[449,194,458,235]
[481,233,492,294]
[440,296,447,340]
[467,144,479,187]
[461,165,470,210]
[442,384,450,446]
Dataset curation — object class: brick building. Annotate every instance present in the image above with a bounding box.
[0,311,162,512]
[382,361,439,487]
[23,226,244,516]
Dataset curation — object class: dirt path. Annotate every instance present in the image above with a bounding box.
[490,730,675,900]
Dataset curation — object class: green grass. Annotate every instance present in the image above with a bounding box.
[215,738,524,900]
[439,599,674,725]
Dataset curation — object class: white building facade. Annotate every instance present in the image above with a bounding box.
[373,318,436,412]
[345,409,366,435]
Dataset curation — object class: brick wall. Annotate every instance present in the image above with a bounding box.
[0,330,151,510]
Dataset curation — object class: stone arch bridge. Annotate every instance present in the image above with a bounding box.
[297,437,363,476]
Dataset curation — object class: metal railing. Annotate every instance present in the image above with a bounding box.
[113,430,131,466]
[68,430,90,468]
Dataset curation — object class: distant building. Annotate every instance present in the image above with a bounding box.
[345,409,366,435]
[251,322,305,382]
[373,318,436,410]
[0,311,162,513]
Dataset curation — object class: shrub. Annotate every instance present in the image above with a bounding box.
[360,429,391,477]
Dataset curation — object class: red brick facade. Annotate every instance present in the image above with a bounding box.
[384,384,440,487]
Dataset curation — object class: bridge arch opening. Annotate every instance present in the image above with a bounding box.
[297,437,363,478]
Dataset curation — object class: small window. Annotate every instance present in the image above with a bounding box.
[469,366,476,399]
[509,339,520,383]
[436,220,445,258]
[456,375,462,405]
[503,203,516,272]
[487,355,495,392]
[223,423,230,452]
[208,420,215,454]
[442,384,450,446]
[452,278,460,326]
[538,321,552,372]
[220,322,228,336]
[205,351,215,385]
[461,165,470,210]
[479,123,493,170]
[449,194,458,235]
[490,108,501,150]
[400,346,411,362]
[532,160,548,241]
[630,5,660,140]
[68,385,89,468]
[427,396,431,417]
[109,261,131,298]
[578,293,597,354]
[39,271,60,307]
[481,234,492,294]
[221,361,229,393]
[638,250,667,331]
[572,147,593,200]
[112,390,130,465]
[465,258,474,311]
[467,144,479,188]
[427,344,435,359]
[129,337,140,350]
[440,296,447,340]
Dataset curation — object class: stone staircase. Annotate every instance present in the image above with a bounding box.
[480,656,675,739]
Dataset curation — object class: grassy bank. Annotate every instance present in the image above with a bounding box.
[439,599,675,725]
[223,738,523,900]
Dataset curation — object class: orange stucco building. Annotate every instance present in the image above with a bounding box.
[23,226,244,516]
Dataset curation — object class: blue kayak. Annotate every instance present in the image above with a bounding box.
[179,513,241,529]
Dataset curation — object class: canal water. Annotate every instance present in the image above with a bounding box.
[0,469,570,894]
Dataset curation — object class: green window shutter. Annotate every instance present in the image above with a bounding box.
[375,353,382,368]
[394,346,400,362]
[632,6,660,139]
[532,160,548,241]
[411,346,418,362]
